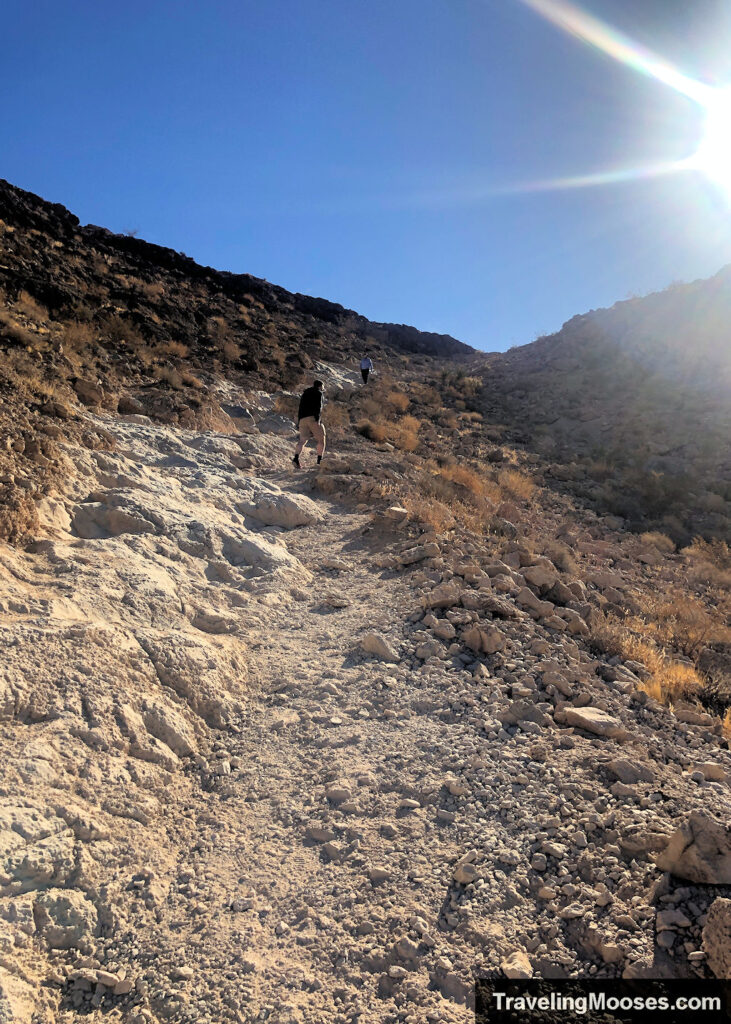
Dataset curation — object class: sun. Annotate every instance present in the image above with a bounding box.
[693,87,731,196]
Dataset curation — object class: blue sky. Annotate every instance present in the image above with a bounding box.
[3,0,731,350]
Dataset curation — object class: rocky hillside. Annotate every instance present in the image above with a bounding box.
[475,276,731,544]
[0,180,729,1023]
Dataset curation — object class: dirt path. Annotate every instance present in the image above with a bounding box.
[2,409,729,1024]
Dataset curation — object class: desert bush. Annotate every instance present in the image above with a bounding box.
[356,419,388,443]
[400,493,455,534]
[274,394,299,420]
[140,281,165,301]
[640,531,675,553]
[63,321,96,352]
[153,365,184,389]
[589,612,703,704]
[359,396,382,420]
[322,403,350,439]
[684,537,731,570]
[0,484,40,544]
[181,370,204,389]
[158,340,189,360]
[222,339,241,362]
[498,467,536,502]
[544,541,577,575]
[460,375,482,398]
[0,311,34,347]
[385,390,410,413]
[16,290,47,322]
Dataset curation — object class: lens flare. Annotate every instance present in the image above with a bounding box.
[512,0,731,199]
[516,0,711,104]
[692,87,731,197]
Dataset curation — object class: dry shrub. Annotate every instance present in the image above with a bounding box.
[387,413,420,452]
[462,410,483,422]
[322,403,350,439]
[460,375,482,397]
[140,281,165,301]
[400,493,455,534]
[360,396,382,420]
[626,592,730,658]
[16,290,47,322]
[357,419,388,443]
[63,321,96,352]
[386,391,410,413]
[589,612,702,705]
[544,541,577,575]
[274,394,299,419]
[640,531,675,553]
[160,340,189,359]
[497,467,536,502]
[222,340,241,362]
[0,310,34,347]
[153,365,184,389]
[181,370,204,389]
[684,537,731,570]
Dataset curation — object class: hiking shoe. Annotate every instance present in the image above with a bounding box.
[292,454,301,468]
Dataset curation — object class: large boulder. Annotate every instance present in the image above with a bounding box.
[703,898,731,978]
[654,811,731,884]
[238,482,323,529]
[563,707,629,740]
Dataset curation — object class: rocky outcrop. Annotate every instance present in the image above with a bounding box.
[654,812,731,884]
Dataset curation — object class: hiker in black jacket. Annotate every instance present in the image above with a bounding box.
[293,380,326,468]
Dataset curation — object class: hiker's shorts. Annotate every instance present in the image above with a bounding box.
[296,416,326,454]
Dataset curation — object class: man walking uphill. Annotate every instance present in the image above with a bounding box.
[360,354,373,384]
[293,380,326,468]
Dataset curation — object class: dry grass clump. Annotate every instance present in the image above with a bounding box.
[274,394,299,420]
[63,321,96,353]
[640,530,675,553]
[497,467,536,502]
[222,339,241,362]
[16,290,47,322]
[357,419,388,443]
[544,541,577,575]
[153,365,184,389]
[160,340,189,360]
[385,390,410,413]
[0,310,35,347]
[322,403,350,439]
[684,537,730,569]
[629,591,731,658]
[460,375,482,398]
[400,493,455,534]
[388,414,420,452]
[590,612,703,705]
[140,281,165,301]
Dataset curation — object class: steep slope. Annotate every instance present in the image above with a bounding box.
[475,275,731,542]
[1,389,729,1024]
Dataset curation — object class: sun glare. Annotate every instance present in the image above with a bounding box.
[694,87,731,197]
[515,0,731,202]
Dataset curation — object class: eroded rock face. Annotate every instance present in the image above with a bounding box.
[654,812,731,885]
[703,898,731,978]
[237,481,324,529]
[33,888,98,949]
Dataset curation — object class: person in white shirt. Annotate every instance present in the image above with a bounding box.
[360,355,373,384]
